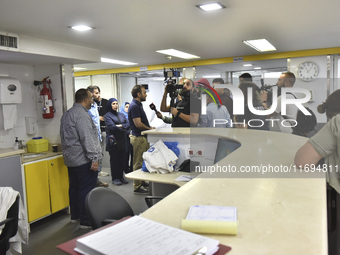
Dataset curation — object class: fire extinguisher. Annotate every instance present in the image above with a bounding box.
[40,77,54,119]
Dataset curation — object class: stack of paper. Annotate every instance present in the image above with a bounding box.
[75,216,220,255]
[181,205,238,235]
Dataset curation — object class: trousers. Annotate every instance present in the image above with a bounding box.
[130,135,149,189]
[68,162,98,223]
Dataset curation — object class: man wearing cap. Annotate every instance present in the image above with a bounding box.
[160,78,200,127]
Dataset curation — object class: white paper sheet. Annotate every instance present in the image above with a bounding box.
[186,205,237,221]
[76,216,219,255]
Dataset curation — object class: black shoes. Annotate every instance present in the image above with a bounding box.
[112,177,129,185]
[134,186,149,195]
[113,179,122,185]
[120,177,129,184]
[79,220,92,229]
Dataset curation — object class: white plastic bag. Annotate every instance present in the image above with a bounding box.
[142,139,178,174]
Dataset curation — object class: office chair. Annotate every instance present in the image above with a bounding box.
[85,187,134,230]
[0,195,19,254]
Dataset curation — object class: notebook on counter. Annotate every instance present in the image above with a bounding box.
[182,205,238,235]
[75,216,231,255]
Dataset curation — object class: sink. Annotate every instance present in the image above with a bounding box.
[22,153,48,159]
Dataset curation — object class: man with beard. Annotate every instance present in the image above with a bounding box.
[87,85,110,180]
[160,78,200,127]
[60,89,102,228]
[128,85,155,194]
[261,71,297,133]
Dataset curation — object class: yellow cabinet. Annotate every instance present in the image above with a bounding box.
[24,156,69,222]
[48,157,69,213]
[24,161,51,222]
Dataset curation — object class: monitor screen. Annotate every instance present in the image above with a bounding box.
[214,138,241,164]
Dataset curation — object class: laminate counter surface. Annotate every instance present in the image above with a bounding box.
[0,148,25,158]
[139,128,327,254]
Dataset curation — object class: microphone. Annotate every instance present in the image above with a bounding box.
[149,103,158,113]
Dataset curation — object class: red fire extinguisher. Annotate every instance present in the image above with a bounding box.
[40,77,54,119]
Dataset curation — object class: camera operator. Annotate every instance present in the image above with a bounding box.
[260,71,297,133]
[160,78,200,127]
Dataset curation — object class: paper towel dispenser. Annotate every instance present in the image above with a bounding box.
[0,77,22,104]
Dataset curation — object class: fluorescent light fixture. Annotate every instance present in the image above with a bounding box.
[243,64,253,67]
[74,67,87,71]
[152,77,166,81]
[70,25,93,31]
[197,2,225,11]
[156,49,200,59]
[254,67,262,70]
[203,74,222,78]
[101,58,138,66]
[243,39,277,52]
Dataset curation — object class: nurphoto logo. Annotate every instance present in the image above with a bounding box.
[200,84,312,128]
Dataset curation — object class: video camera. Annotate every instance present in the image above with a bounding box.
[261,84,277,92]
[164,68,183,107]
[260,79,278,106]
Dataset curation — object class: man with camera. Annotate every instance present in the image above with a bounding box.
[160,78,200,127]
[261,71,298,133]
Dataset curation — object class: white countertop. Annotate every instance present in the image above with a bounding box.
[139,128,327,254]
[0,148,25,158]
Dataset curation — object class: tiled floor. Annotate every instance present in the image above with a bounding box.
[22,172,149,255]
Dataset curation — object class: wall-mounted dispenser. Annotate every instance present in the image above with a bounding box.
[25,117,37,135]
[0,77,22,130]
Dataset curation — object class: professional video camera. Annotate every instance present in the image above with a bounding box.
[261,84,277,91]
[164,68,183,107]
[260,79,278,106]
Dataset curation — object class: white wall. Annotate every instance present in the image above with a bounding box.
[0,63,36,148]
[120,76,136,105]
[75,74,118,104]
[75,75,171,128]
[34,64,65,144]
[0,63,67,148]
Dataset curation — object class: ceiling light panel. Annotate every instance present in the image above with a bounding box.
[73,67,87,71]
[243,39,277,52]
[70,25,93,31]
[101,58,137,65]
[156,49,200,59]
[197,2,225,11]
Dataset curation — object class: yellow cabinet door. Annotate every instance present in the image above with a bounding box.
[48,157,69,213]
[24,161,51,222]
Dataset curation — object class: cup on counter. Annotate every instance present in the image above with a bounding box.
[52,145,58,152]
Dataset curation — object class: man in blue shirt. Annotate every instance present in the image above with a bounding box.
[87,85,110,178]
[87,88,109,187]
[128,85,154,194]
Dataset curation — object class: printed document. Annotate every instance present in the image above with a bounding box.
[75,216,219,255]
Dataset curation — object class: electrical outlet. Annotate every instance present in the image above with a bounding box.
[188,148,194,157]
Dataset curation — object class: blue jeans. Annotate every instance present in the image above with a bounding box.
[68,162,98,223]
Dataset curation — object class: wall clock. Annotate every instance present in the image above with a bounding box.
[297,61,319,82]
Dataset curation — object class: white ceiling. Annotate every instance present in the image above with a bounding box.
[0,0,339,72]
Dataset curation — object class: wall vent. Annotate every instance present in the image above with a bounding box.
[0,32,19,51]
